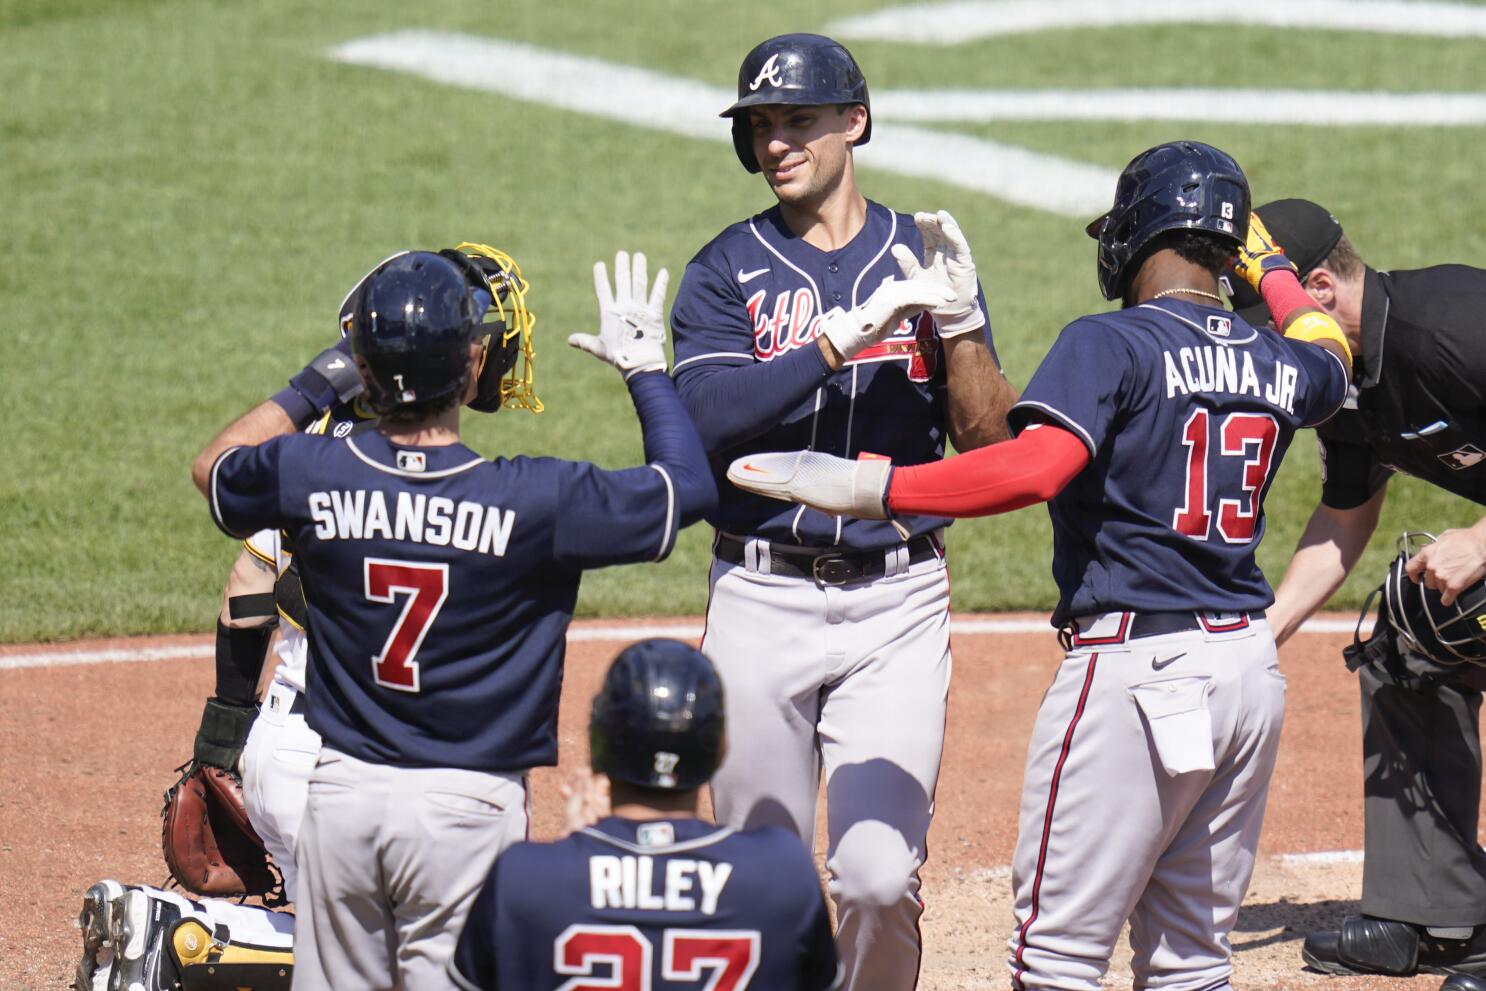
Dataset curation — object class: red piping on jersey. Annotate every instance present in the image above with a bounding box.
[888,425,1090,519]
[1013,653,1101,990]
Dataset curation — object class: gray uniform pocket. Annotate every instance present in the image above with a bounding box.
[1129,676,1216,776]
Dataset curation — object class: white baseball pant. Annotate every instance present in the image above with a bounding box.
[1008,614,1285,991]
[291,748,529,991]
[704,535,952,991]
[241,680,319,903]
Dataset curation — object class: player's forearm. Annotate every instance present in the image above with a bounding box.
[674,344,832,454]
[628,372,718,524]
[887,424,1088,518]
[1269,493,1384,646]
[943,335,1017,450]
[192,400,295,497]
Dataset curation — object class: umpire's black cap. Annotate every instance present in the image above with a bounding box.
[1228,198,1345,326]
[590,639,725,791]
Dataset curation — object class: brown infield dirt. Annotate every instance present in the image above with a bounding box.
[0,615,1467,990]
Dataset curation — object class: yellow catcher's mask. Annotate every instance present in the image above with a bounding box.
[455,242,544,414]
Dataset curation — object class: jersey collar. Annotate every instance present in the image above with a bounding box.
[584,816,735,854]
[1357,266,1390,391]
[344,432,485,479]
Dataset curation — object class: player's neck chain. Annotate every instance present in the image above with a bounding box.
[1152,287,1225,304]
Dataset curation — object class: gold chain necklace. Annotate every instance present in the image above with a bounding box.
[1152,287,1225,304]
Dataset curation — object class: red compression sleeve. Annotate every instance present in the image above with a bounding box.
[888,424,1090,518]
[1258,267,1315,327]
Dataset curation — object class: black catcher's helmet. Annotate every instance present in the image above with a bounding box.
[1086,140,1251,301]
[350,252,481,415]
[590,640,726,791]
[1382,533,1486,666]
[720,33,872,174]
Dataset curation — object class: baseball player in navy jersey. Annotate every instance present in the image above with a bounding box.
[190,248,715,990]
[670,33,1017,991]
[731,141,1355,990]
[449,639,841,991]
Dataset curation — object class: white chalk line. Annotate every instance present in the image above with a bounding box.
[326,31,1116,218]
[0,617,1369,671]
[830,0,1486,45]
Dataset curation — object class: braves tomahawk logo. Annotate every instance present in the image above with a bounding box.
[749,54,784,92]
[746,288,939,381]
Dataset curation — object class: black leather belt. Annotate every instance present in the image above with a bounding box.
[1063,609,1264,649]
[714,533,940,586]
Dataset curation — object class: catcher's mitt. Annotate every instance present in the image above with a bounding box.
[161,761,281,900]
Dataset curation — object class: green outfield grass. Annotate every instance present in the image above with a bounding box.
[3,0,1484,640]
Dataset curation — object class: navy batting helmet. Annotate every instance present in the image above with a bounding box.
[1382,533,1486,666]
[1086,141,1250,301]
[589,640,725,791]
[720,33,871,174]
[350,252,482,416]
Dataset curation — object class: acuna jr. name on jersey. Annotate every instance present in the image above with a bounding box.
[588,855,733,915]
[1163,345,1300,415]
[308,490,516,556]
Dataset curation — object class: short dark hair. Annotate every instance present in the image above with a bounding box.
[1318,234,1364,280]
[375,377,467,427]
[1140,228,1238,278]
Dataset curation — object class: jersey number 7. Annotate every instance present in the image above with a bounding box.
[1173,410,1279,543]
[363,558,450,693]
[555,925,761,991]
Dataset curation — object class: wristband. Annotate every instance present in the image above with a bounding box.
[1257,267,1315,328]
[269,386,318,430]
[1284,311,1353,365]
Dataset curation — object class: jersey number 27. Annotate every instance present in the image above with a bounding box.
[363,558,449,693]
[555,925,760,991]
[1172,410,1278,543]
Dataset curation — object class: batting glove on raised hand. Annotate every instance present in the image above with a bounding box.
[891,210,985,338]
[569,250,670,380]
[727,451,892,519]
[818,276,955,362]
[1230,210,1297,293]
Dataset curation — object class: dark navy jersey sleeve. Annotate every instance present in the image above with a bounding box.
[450,863,500,990]
[1007,317,1137,456]
[210,439,289,538]
[553,461,677,567]
[671,258,755,374]
[1280,337,1350,427]
[800,867,842,990]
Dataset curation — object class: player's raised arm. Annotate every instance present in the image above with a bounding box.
[564,250,716,556]
[893,210,1019,450]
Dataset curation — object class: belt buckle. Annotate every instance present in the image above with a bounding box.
[812,553,856,586]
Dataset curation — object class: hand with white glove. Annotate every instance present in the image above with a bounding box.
[727,451,892,520]
[818,276,955,363]
[569,250,670,380]
[891,210,985,338]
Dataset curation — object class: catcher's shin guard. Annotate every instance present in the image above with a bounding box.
[170,917,293,991]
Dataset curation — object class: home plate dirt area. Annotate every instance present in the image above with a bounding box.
[0,616,1466,989]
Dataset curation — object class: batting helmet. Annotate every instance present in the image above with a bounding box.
[589,639,726,791]
[719,33,872,174]
[1086,140,1251,301]
[1382,533,1486,666]
[350,252,482,416]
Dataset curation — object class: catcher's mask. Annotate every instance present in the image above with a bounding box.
[1382,531,1486,666]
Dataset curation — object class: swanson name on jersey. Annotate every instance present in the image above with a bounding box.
[308,490,517,556]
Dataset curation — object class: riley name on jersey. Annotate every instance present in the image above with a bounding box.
[1162,343,1301,415]
[588,854,734,915]
[307,488,517,557]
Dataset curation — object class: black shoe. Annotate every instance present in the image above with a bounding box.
[1443,974,1486,991]
[1302,916,1486,977]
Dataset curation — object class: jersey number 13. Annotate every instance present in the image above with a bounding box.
[1172,410,1279,543]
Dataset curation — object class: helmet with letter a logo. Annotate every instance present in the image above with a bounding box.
[1382,532,1486,665]
[719,33,872,174]
[589,640,726,791]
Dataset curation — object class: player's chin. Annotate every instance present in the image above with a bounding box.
[765,170,811,203]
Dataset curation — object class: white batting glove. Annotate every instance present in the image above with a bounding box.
[818,276,955,362]
[891,210,985,338]
[727,451,892,520]
[568,250,670,380]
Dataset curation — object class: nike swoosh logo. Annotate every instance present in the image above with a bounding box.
[326,359,346,370]
[737,267,770,284]
[1151,653,1186,670]
[739,463,768,473]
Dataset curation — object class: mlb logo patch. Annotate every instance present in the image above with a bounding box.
[396,451,427,473]
[636,822,676,848]
[1206,315,1232,338]
[1439,445,1486,470]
